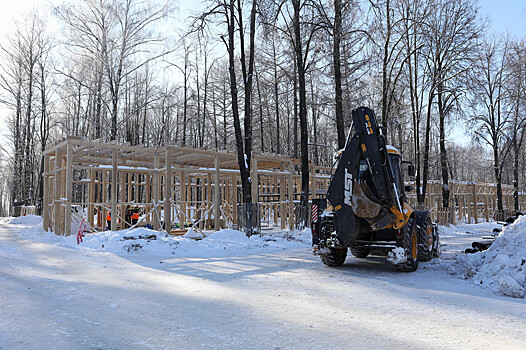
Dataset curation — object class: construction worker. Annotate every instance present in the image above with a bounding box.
[106,211,111,230]
[125,205,131,228]
[131,209,140,226]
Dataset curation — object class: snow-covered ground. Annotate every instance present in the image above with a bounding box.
[1,216,526,349]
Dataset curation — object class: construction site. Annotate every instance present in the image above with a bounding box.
[41,136,332,236]
[39,136,526,237]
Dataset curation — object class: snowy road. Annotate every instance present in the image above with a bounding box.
[1,222,526,349]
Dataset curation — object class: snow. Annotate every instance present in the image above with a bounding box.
[448,216,526,298]
[1,215,311,258]
[387,246,406,264]
[1,215,526,348]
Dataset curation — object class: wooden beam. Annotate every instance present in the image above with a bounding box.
[251,156,258,203]
[153,156,160,230]
[164,149,172,234]
[214,156,220,230]
[120,171,126,229]
[53,151,63,235]
[88,169,95,228]
[111,149,118,231]
[43,155,50,232]
[64,143,73,236]
[102,171,107,229]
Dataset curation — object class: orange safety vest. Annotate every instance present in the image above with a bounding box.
[131,212,139,220]
[106,213,111,221]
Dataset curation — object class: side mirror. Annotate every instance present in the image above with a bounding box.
[405,185,414,192]
[408,163,415,177]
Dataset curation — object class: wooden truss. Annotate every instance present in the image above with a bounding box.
[42,136,331,236]
[407,180,526,225]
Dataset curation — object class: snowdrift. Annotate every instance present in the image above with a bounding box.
[2,215,311,258]
[453,216,526,298]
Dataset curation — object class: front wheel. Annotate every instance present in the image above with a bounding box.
[396,218,419,272]
[321,247,347,266]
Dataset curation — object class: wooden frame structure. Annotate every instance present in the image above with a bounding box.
[43,137,523,234]
[42,136,331,236]
[407,180,526,225]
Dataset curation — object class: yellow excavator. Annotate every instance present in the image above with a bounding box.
[312,107,439,271]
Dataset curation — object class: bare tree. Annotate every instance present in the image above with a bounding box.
[421,0,482,208]
[468,37,511,215]
[194,0,257,207]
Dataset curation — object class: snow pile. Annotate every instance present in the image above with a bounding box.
[3,216,311,258]
[453,216,526,298]
[5,215,43,226]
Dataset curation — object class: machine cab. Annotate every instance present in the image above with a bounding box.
[386,145,404,197]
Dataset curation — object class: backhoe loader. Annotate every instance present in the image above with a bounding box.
[312,107,439,271]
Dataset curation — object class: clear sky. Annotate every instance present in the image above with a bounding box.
[478,0,526,38]
[0,0,524,147]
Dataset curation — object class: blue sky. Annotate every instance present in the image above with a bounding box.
[478,0,526,37]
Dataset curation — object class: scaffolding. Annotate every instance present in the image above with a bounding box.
[42,136,331,236]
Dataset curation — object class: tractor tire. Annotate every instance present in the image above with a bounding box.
[418,216,435,262]
[396,218,419,272]
[350,246,370,258]
[432,224,440,258]
[321,247,348,267]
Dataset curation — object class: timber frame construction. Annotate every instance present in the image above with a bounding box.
[42,136,526,235]
[407,180,526,225]
[43,136,331,236]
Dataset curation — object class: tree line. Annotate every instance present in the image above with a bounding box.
[0,0,524,218]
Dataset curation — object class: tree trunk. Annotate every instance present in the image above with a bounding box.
[292,0,309,208]
[437,81,449,208]
[225,0,251,203]
[422,90,434,206]
[293,58,299,159]
[273,39,280,154]
[333,0,345,149]
[255,67,265,152]
[381,0,391,133]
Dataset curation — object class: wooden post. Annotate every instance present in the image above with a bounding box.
[43,155,50,232]
[214,156,221,230]
[102,171,107,229]
[146,173,151,224]
[484,193,490,222]
[233,175,238,225]
[88,169,95,228]
[280,175,286,230]
[53,152,62,235]
[311,165,317,201]
[153,156,160,230]
[273,176,278,225]
[179,171,185,229]
[225,173,231,224]
[120,171,126,228]
[111,149,118,231]
[164,149,172,234]
[251,156,258,203]
[64,143,73,236]
[207,172,212,228]
[472,184,479,224]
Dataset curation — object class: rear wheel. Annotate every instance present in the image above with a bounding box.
[396,218,419,272]
[321,248,347,266]
[418,216,435,262]
[350,246,370,258]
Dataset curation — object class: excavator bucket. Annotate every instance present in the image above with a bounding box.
[327,107,399,245]
[352,180,381,219]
